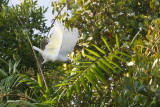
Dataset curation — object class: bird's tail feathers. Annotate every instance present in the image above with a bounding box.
[33,46,48,64]
[33,46,43,53]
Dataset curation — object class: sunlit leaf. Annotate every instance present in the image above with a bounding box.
[83,72,96,86]
[91,44,105,54]
[90,67,107,84]
[75,81,81,95]
[110,53,127,62]
[83,54,97,61]
[116,34,119,49]
[86,48,101,57]
[92,64,106,78]
[79,76,89,93]
[87,69,101,89]
[101,36,111,51]
[116,50,132,58]
[100,59,118,74]
[96,61,112,76]
[37,73,42,88]
[104,57,123,71]
[67,86,73,100]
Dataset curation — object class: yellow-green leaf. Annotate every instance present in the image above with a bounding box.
[80,76,89,93]
[37,73,42,87]
[90,67,107,84]
[75,81,81,95]
[92,64,106,78]
[97,61,112,76]
[86,48,101,57]
[92,44,105,54]
[83,73,96,86]
[104,57,123,71]
[116,34,119,49]
[101,36,111,51]
[110,53,127,62]
[84,54,97,61]
[116,50,132,58]
[100,59,118,74]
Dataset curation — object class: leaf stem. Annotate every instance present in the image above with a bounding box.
[130,30,141,45]
[10,4,48,90]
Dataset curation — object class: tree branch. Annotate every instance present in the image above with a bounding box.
[46,1,68,37]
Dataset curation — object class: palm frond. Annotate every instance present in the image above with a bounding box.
[55,36,132,101]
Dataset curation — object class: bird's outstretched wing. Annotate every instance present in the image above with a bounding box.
[59,27,79,56]
[44,22,64,55]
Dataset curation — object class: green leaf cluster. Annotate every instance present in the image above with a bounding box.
[1,0,160,106]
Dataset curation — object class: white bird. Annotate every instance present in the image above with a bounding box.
[33,22,79,64]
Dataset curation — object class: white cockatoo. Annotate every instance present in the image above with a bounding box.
[33,22,79,64]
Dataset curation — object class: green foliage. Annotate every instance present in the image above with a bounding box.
[0,0,160,106]
[0,59,36,105]
[50,0,160,106]
[120,18,160,106]
[53,36,130,106]
[0,0,48,71]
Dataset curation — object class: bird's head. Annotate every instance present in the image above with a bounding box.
[65,57,71,64]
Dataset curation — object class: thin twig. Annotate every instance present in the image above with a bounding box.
[46,1,68,37]
[25,33,48,89]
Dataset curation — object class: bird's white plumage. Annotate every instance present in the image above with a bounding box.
[44,22,63,55]
[33,21,79,64]
[59,27,79,56]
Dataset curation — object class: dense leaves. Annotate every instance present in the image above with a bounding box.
[0,0,160,106]
[0,0,48,71]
